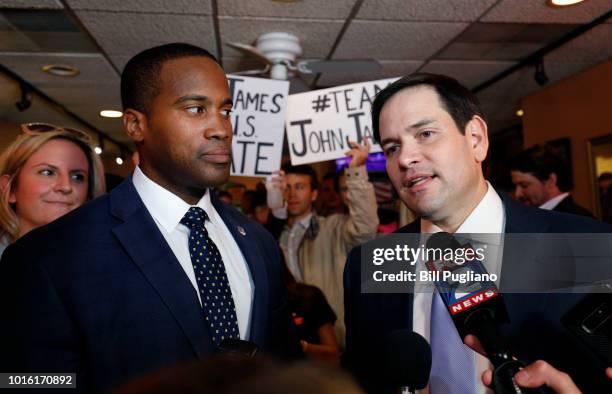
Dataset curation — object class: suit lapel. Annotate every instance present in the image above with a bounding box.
[500,194,552,291]
[109,177,215,357]
[211,192,268,347]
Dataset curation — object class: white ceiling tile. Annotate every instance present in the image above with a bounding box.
[482,0,612,24]
[334,20,468,60]
[357,0,497,22]
[420,60,516,88]
[219,17,344,58]
[316,60,422,87]
[74,11,217,57]
[65,0,212,14]
[546,24,612,62]
[0,53,118,84]
[0,0,62,9]
[218,0,356,19]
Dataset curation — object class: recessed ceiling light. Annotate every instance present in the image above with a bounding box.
[100,110,123,118]
[94,146,103,155]
[42,64,80,77]
[116,157,124,165]
[516,109,524,117]
[547,0,585,7]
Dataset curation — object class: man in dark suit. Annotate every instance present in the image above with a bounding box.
[0,43,300,393]
[343,73,611,393]
[510,144,593,217]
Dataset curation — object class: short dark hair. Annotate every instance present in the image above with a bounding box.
[371,73,485,143]
[323,171,340,193]
[282,163,319,190]
[509,145,572,191]
[121,43,218,114]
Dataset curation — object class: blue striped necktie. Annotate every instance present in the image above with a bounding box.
[429,291,477,393]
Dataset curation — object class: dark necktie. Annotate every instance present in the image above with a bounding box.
[180,207,240,346]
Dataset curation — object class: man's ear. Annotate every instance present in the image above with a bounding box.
[466,115,489,163]
[310,188,318,203]
[123,108,147,143]
[0,174,16,203]
[545,172,558,189]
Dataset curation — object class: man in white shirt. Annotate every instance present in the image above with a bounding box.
[343,73,611,394]
[0,43,300,393]
[510,144,593,218]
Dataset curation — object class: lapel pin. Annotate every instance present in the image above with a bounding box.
[237,226,246,236]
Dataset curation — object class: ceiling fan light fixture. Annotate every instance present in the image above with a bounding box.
[42,64,80,77]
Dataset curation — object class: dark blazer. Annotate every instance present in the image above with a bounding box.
[0,177,300,393]
[553,195,594,218]
[343,194,611,393]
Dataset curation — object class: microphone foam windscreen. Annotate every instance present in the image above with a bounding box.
[384,330,432,390]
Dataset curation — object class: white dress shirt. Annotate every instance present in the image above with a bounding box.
[414,181,505,394]
[132,166,254,339]
[539,192,570,210]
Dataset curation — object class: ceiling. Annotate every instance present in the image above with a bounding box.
[1,0,611,149]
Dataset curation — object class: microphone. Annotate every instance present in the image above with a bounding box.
[425,232,543,394]
[384,330,431,394]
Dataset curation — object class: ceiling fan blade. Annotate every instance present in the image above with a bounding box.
[301,59,381,74]
[226,42,272,65]
[289,74,312,94]
[229,65,271,76]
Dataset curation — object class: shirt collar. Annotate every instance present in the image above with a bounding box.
[539,192,569,210]
[298,213,313,228]
[421,181,505,236]
[132,166,212,233]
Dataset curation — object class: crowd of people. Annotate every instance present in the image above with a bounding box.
[0,42,610,394]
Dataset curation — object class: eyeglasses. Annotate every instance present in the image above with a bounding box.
[20,122,92,144]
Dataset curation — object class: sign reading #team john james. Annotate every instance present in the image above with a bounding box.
[285,77,398,166]
[227,75,289,177]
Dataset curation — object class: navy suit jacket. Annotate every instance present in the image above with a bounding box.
[0,177,300,393]
[343,194,612,393]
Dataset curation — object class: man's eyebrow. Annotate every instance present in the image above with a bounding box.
[221,98,233,107]
[380,137,398,147]
[174,95,210,105]
[407,118,436,130]
[379,118,437,146]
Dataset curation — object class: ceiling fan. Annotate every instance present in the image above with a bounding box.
[226,32,381,83]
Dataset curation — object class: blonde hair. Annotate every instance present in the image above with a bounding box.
[0,130,106,242]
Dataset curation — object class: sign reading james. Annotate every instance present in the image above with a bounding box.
[227,75,289,177]
[285,77,398,165]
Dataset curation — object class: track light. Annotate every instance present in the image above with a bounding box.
[534,58,549,86]
[15,84,32,112]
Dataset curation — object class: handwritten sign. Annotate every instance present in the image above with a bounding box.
[285,77,398,165]
[227,75,289,176]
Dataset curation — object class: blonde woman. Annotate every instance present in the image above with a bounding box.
[0,123,105,253]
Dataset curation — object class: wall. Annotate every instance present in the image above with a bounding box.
[521,60,612,212]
